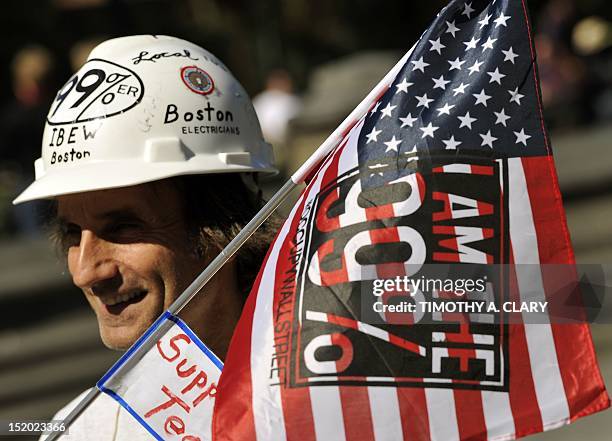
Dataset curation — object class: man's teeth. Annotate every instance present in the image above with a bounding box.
[101,291,144,306]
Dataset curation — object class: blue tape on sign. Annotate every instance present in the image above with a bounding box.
[98,387,164,441]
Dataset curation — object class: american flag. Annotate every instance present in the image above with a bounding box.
[212,0,609,440]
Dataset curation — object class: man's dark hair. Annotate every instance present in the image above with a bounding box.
[174,173,279,298]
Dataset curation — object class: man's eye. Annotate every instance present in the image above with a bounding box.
[107,222,140,234]
[61,224,81,248]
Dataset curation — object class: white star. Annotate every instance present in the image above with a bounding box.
[443,135,462,150]
[384,136,402,152]
[502,47,518,64]
[494,108,511,127]
[395,78,414,94]
[481,37,498,52]
[432,75,451,90]
[478,14,492,29]
[462,2,475,18]
[411,56,430,73]
[509,87,525,105]
[370,101,381,114]
[453,82,468,96]
[473,89,492,107]
[420,122,439,139]
[416,93,434,109]
[448,57,466,71]
[380,103,397,119]
[464,36,479,50]
[446,20,460,37]
[514,128,532,146]
[495,13,511,28]
[429,37,446,55]
[437,103,456,115]
[366,126,382,143]
[399,112,418,128]
[487,68,506,85]
[480,130,498,148]
[458,111,477,129]
[468,60,484,75]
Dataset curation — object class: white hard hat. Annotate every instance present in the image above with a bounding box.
[14,35,277,204]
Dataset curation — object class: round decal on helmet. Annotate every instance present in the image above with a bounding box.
[180,66,214,95]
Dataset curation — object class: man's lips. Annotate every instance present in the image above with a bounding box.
[99,290,148,315]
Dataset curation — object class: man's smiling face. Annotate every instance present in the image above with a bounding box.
[56,181,240,353]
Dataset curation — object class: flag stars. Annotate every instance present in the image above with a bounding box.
[458,111,477,129]
[443,135,462,150]
[514,128,531,146]
[464,36,479,51]
[416,93,434,108]
[370,101,381,114]
[380,103,397,118]
[384,136,402,152]
[399,112,418,128]
[420,122,439,139]
[411,56,430,73]
[432,75,451,90]
[468,60,484,75]
[487,68,506,85]
[366,126,382,143]
[509,87,525,105]
[494,108,511,127]
[462,2,475,18]
[453,82,468,96]
[502,47,518,64]
[437,103,456,115]
[480,130,498,148]
[481,37,498,52]
[395,78,414,94]
[448,57,466,71]
[429,37,446,55]
[473,89,492,106]
[445,20,460,37]
[495,13,511,28]
[478,14,492,29]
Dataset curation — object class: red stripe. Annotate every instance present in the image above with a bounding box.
[453,389,487,441]
[396,385,430,441]
[213,237,278,441]
[338,384,376,441]
[521,157,610,421]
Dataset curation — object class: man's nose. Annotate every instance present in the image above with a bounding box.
[70,230,120,292]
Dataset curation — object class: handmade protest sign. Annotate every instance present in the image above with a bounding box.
[98,312,222,441]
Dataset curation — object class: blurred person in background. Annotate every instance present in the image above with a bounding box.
[253,68,302,170]
[0,45,58,237]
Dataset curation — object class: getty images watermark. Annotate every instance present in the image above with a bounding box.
[360,264,612,325]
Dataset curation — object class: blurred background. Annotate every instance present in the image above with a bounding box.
[0,0,611,440]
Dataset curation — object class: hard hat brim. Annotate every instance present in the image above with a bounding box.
[13,159,277,205]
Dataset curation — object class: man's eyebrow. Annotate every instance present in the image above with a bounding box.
[98,208,143,221]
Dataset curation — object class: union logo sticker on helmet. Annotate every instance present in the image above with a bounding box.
[181,66,214,95]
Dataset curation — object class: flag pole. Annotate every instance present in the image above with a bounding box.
[44,46,414,441]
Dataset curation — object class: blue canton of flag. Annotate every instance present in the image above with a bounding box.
[358,0,545,188]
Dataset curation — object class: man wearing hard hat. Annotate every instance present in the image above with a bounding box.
[14,35,277,439]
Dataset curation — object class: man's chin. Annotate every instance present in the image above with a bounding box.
[98,325,146,351]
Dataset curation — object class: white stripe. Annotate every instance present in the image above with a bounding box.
[250,200,300,441]
[508,157,569,426]
[481,390,515,440]
[367,385,403,441]
[309,379,347,441]
[337,117,363,175]
[425,387,460,441]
